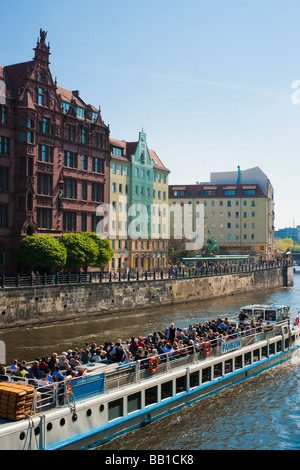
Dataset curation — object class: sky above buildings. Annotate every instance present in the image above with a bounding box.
[0,0,299,230]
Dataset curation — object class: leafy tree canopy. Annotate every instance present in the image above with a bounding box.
[83,232,114,268]
[59,233,99,268]
[15,234,67,268]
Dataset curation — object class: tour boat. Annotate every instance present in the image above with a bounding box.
[0,304,299,450]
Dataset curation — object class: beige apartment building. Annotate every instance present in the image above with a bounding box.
[169,167,275,260]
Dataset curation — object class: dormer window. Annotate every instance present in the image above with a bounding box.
[113,147,123,157]
[61,101,71,113]
[76,106,84,119]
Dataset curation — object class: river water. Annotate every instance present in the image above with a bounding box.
[1,268,300,450]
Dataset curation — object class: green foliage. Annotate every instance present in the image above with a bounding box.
[83,232,114,268]
[273,237,293,253]
[16,233,114,271]
[59,233,99,268]
[15,234,67,268]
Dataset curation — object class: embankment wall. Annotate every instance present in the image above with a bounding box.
[0,265,293,328]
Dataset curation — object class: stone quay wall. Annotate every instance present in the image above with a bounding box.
[0,265,293,329]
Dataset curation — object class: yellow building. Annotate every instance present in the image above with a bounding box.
[169,167,275,260]
[108,132,170,273]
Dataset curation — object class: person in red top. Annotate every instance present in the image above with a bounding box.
[137,336,146,349]
[39,357,49,371]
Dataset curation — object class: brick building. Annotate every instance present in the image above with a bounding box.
[0,30,110,274]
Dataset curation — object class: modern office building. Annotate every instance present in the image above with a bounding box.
[0,30,110,273]
[169,166,275,260]
[108,130,170,272]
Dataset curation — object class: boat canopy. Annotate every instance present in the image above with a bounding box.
[240,304,290,322]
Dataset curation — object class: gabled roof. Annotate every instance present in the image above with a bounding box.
[4,61,36,98]
[56,86,83,107]
[109,137,169,172]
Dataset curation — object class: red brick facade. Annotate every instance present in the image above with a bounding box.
[0,30,110,274]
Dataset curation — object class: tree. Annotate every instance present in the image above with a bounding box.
[59,233,99,270]
[15,234,67,272]
[273,238,293,254]
[83,232,114,268]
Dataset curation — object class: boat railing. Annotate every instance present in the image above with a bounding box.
[104,320,289,392]
[0,319,291,417]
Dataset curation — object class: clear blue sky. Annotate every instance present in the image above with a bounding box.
[1,0,299,230]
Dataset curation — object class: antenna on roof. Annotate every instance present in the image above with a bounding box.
[236,165,241,184]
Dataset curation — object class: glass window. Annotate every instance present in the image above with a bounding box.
[81,213,87,232]
[190,371,199,388]
[63,211,77,231]
[82,180,87,200]
[145,386,157,406]
[0,136,10,156]
[224,359,233,374]
[235,355,243,370]
[0,245,6,266]
[161,381,173,400]
[77,107,84,118]
[38,87,44,105]
[244,352,251,366]
[108,398,123,421]
[214,363,223,378]
[253,349,260,362]
[127,392,141,413]
[202,367,211,383]
[82,154,88,171]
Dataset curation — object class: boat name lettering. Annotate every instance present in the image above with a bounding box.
[221,338,242,353]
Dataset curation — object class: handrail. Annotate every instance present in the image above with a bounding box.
[0,259,292,289]
[0,318,292,417]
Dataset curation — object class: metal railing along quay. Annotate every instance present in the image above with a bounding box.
[0,259,292,289]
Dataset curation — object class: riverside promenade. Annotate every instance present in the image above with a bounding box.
[0,259,292,289]
[0,260,294,329]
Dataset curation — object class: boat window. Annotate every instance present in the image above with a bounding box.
[254,310,264,319]
[242,309,253,316]
[176,376,186,394]
[161,381,173,400]
[202,367,211,383]
[261,346,267,359]
[108,398,123,421]
[276,340,282,352]
[145,386,157,406]
[224,358,233,374]
[235,355,242,370]
[284,338,289,350]
[214,362,223,378]
[265,310,277,322]
[253,349,260,362]
[190,371,199,388]
[269,342,275,355]
[127,392,141,413]
[244,352,251,366]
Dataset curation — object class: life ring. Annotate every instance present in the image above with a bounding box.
[203,342,211,356]
[294,316,299,326]
[66,383,72,397]
[149,356,158,373]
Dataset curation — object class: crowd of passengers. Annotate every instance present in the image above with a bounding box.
[0,315,273,387]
